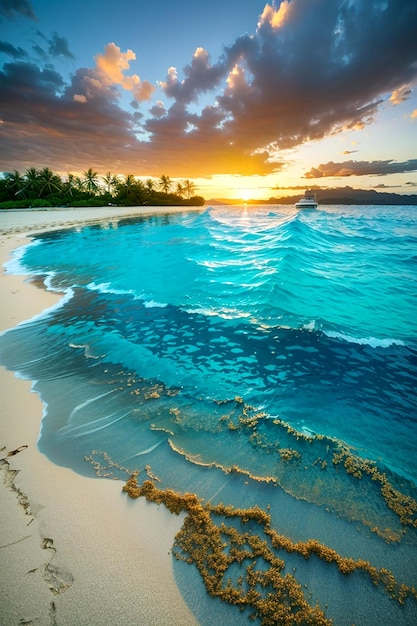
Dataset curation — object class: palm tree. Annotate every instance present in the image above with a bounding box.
[22,167,40,196]
[115,174,135,199]
[145,178,155,194]
[74,176,84,192]
[82,168,100,195]
[158,174,172,194]
[123,174,137,197]
[63,173,78,197]
[102,172,119,195]
[114,174,145,205]
[176,182,184,197]
[38,167,62,197]
[4,170,26,197]
[182,179,196,199]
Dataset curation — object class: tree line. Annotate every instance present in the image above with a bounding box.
[0,167,204,208]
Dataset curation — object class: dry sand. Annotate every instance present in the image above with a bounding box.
[0,208,200,625]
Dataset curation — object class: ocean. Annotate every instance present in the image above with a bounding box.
[1,204,417,625]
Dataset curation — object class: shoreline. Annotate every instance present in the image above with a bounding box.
[0,207,199,625]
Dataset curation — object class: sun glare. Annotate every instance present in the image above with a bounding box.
[241,189,251,201]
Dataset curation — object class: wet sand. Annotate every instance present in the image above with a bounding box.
[0,207,199,625]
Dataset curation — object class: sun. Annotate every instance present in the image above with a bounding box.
[240,188,251,201]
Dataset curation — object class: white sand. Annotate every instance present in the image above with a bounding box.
[0,208,199,625]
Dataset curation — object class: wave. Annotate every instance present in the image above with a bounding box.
[87,280,138,298]
[1,206,416,485]
[3,237,42,275]
[0,287,74,337]
[86,281,168,308]
[324,329,406,349]
[1,205,416,626]
[13,206,414,344]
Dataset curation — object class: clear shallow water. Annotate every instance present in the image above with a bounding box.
[1,205,417,624]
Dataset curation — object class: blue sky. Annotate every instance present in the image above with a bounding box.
[1,0,417,199]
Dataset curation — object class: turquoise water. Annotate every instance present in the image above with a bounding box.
[1,205,417,624]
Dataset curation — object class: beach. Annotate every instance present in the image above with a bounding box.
[1,204,416,626]
[0,207,199,626]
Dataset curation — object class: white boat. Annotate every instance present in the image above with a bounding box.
[295,191,318,209]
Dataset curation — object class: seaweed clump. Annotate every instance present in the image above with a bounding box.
[123,474,330,625]
[332,448,417,530]
[123,473,417,624]
[218,399,417,542]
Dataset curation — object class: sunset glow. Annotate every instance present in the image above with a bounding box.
[0,1,416,200]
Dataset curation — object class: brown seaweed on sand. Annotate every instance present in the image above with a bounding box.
[122,473,417,624]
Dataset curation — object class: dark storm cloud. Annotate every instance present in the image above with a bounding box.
[0,0,36,21]
[304,159,417,178]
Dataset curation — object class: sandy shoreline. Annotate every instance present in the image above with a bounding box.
[0,207,199,625]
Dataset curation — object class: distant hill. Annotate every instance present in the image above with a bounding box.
[206,187,417,206]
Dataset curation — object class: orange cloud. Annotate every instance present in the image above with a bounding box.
[94,43,155,102]
[389,83,412,105]
[258,1,291,30]
[1,1,417,180]
[226,64,248,92]
[73,93,87,103]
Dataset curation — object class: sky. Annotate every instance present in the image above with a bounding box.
[1,0,417,200]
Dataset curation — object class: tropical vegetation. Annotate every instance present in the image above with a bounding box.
[0,167,204,209]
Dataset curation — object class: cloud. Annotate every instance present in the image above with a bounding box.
[389,83,413,105]
[0,0,36,21]
[304,159,417,178]
[159,47,224,104]
[48,33,75,60]
[0,41,27,58]
[94,43,155,102]
[73,93,87,104]
[32,44,48,62]
[0,59,139,170]
[258,0,292,29]
[1,0,417,177]
[144,0,417,174]
[390,84,413,104]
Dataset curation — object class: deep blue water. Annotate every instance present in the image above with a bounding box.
[1,204,417,624]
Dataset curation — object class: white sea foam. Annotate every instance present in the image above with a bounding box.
[121,439,167,461]
[3,238,41,275]
[143,299,168,308]
[183,305,251,320]
[86,280,136,297]
[87,281,168,308]
[324,329,405,348]
[0,287,74,337]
